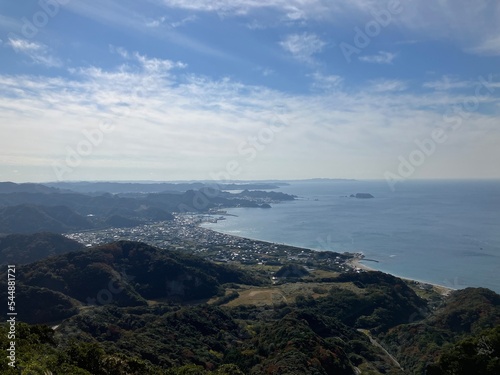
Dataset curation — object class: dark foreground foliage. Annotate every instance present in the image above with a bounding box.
[0,241,498,374]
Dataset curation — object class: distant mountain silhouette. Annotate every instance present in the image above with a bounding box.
[0,182,62,194]
[0,232,84,265]
[0,186,294,214]
[0,204,94,234]
[45,181,284,194]
[0,182,294,234]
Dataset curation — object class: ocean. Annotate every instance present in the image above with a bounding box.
[202,180,500,293]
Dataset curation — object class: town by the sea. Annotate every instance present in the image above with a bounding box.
[202,180,500,293]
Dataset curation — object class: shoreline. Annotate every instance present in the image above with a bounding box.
[201,221,456,296]
[347,257,455,295]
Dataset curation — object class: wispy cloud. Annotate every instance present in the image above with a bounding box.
[280,33,326,64]
[310,72,343,91]
[368,79,407,92]
[0,14,21,31]
[133,52,187,73]
[395,0,500,55]
[146,15,197,29]
[171,15,198,28]
[283,5,306,21]
[146,16,166,28]
[423,76,471,90]
[7,38,62,68]
[109,45,187,75]
[161,0,290,17]
[469,35,500,56]
[359,51,397,64]
[160,0,500,57]
[2,45,499,181]
[64,0,238,62]
[159,0,378,20]
[254,66,274,76]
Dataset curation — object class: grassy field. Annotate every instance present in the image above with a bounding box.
[210,281,366,307]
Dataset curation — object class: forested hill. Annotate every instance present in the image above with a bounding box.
[0,232,84,265]
[381,287,500,374]
[0,238,498,374]
[0,182,295,234]
[0,241,261,324]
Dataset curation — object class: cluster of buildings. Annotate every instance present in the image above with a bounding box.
[65,214,353,272]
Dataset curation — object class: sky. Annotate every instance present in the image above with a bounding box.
[0,0,499,183]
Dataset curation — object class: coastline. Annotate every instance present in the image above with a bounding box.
[201,221,456,296]
[195,180,500,295]
[347,256,454,296]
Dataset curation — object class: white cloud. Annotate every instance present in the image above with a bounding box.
[284,6,305,21]
[359,51,397,64]
[133,52,187,73]
[423,76,471,91]
[160,0,500,56]
[109,46,187,74]
[161,0,283,16]
[146,16,166,28]
[1,46,499,182]
[7,38,62,68]
[159,0,378,20]
[310,72,343,91]
[63,0,500,65]
[109,45,130,58]
[145,15,197,29]
[469,35,500,56]
[280,33,326,64]
[9,39,42,52]
[171,15,198,28]
[394,0,500,55]
[64,1,237,62]
[368,79,407,92]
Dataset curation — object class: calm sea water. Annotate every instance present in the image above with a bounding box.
[202,180,500,293]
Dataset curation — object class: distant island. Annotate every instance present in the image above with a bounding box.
[350,193,375,199]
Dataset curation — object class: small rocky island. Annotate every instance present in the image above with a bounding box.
[350,193,374,199]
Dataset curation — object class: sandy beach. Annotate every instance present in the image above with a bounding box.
[347,256,454,296]
[348,257,377,272]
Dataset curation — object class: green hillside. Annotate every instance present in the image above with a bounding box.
[0,240,498,374]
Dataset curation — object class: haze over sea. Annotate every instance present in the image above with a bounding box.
[203,180,500,293]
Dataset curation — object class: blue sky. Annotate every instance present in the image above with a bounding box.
[1,0,499,183]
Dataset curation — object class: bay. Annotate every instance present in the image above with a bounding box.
[202,180,500,293]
